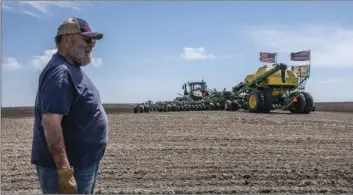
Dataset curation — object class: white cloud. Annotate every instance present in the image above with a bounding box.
[19,8,41,19]
[3,49,103,71]
[180,47,216,60]
[236,24,353,69]
[91,57,103,67]
[3,57,23,71]
[20,1,81,14]
[2,4,13,10]
[30,49,57,70]
[3,1,95,19]
[29,49,103,70]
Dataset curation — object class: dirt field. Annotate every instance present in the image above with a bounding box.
[1,105,353,194]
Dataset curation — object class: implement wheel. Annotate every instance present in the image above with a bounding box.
[289,93,306,113]
[247,90,265,113]
[302,92,314,114]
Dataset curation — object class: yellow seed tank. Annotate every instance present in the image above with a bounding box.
[243,65,299,97]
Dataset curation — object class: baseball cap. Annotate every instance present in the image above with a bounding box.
[57,17,103,40]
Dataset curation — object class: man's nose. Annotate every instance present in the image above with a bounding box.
[88,40,95,47]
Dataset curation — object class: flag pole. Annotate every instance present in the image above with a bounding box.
[308,49,311,79]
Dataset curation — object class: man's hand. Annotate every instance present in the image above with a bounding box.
[42,113,77,194]
[58,167,77,194]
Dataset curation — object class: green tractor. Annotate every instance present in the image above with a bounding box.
[181,79,210,101]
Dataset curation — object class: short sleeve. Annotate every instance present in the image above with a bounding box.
[40,66,76,116]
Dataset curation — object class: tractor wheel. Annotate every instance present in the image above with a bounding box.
[243,104,249,110]
[289,93,306,113]
[209,103,215,110]
[224,100,232,111]
[137,106,144,113]
[215,103,220,110]
[172,105,177,111]
[301,92,314,114]
[259,89,273,113]
[247,90,265,113]
[166,105,172,112]
[231,101,240,111]
[219,103,225,110]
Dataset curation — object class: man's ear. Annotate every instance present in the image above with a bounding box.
[62,35,71,48]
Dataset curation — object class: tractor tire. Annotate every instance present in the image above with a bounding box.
[137,106,144,113]
[172,105,177,111]
[215,103,220,110]
[289,93,306,114]
[224,100,232,111]
[231,101,240,111]
[247,89,265,113]
[259,89,273,113]
[166,105,172,112]
[209,103,215,110]
[301,92,314,114]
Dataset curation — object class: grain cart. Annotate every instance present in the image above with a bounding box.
[231,63,314,114]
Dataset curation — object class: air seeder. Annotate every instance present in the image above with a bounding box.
[133,50,315,114]
[231,50,314,114]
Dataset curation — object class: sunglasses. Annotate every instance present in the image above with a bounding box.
[82,36,96,45]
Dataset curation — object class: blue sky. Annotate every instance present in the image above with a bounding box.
[2,1,353,107]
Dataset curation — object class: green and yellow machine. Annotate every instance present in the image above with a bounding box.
[133,50,315,114]
[232,62,314,114]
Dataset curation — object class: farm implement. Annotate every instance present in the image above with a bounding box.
[133,80,236,113]
[230,62,314,114]
[133,50,315,114]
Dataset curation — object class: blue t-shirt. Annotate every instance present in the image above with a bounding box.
[31,52,108,169]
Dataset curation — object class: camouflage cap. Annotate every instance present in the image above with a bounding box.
[57,17,103,40]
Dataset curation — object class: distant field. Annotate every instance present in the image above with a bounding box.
[1,102,353,118]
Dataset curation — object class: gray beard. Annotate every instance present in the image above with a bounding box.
[69,42,92,66]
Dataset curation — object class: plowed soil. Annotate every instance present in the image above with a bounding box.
[2,108,353,194]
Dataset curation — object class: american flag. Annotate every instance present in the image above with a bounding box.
[290,50,310,61]
[259,52,276,63]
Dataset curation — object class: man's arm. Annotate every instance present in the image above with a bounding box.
[42,113,71,169]
[40,66,75,169]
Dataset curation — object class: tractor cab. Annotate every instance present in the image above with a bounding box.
[182,79,208,97]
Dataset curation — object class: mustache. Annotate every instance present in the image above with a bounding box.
[70,46,92,66]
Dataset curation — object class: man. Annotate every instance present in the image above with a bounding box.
[31,17,108,194]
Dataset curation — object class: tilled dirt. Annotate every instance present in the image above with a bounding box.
[1,111,353,194]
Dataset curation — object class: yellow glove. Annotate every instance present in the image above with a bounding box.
[57,167,77,194]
